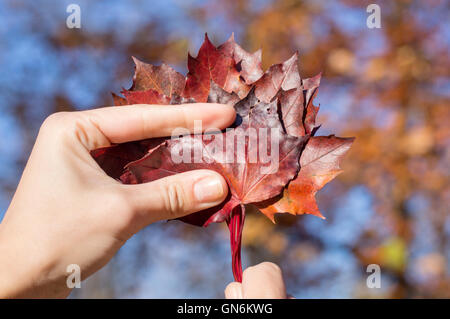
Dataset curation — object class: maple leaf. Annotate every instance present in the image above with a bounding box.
[92,34,354,282]
[302,73,322,135]
[121,87,308,282]
[255,53,301,103]
[257,135,354,221]
[184,34,250,102]
[121,88,308,223]
[111,92,128,106]
[92,61,191,178]
[303,72,321,102]
[92,139,163,179]
[218,33,264,84]
[122,89,170,105]
[130,56,185,97]
[278,88,305,137]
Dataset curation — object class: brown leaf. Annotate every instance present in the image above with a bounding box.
[122,88,170,104]
[258,135,354,221]
[279,88,305,137]
[122,89,307,214]
[183,34,249,102]
[304,88,320,135]
[111,92,128,106]
[130,56,185,97]
[218,33,264,84]
[92,34,354,282]
[255,53,301,102]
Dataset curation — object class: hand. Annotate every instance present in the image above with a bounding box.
[225,262,288,299]
[0,103,235,298]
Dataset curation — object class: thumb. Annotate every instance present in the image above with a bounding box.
[122,169,228,226]
[241,262,287,299]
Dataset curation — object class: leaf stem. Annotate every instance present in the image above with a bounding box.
[227,204,245,282]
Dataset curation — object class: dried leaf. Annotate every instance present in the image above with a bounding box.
[258,135,354,221]
[218,33,264,84]
[122,88,170,105]
[131,57,185,97]
[255,53,301,102]
[92,34,354,282]
[183,34,249,102]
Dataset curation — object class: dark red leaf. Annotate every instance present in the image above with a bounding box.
[279,88,305,137]
[111,92,128,106]
[255,53,301,103]
[122,88,170,105]
[92,34,354,282]
[258,135,354,221]
[92,139,164,179]
[130,57,185,97]
[218,33,264,84]
[304,86,320,135]
[183,34,249,102]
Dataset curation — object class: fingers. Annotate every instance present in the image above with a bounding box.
[225,282,243,299]
[122,169,228,226]
[242,262,286,298]
[225,262,287,299]
[84,103,236,148]
[40,103,235,151]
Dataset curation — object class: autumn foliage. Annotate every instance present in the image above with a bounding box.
[92,34,354,281]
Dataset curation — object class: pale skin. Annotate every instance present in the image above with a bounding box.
[0,103,287,298]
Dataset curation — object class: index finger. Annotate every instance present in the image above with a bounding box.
[85,103,236,145]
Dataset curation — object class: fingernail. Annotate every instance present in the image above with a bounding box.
[235,286,243,299]
[194,176,224,203]
[229,286,243,299]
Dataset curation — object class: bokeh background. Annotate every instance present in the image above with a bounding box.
[0,0,449,298]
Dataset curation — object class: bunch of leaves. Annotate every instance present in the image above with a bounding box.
[92,34,354,282]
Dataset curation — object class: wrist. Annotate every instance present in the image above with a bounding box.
[0,222,28,298]
[0,218,70,298]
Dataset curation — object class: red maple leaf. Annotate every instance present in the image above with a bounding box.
[184,34,250,102]
[92,34,354,282]
[257,135,354,221]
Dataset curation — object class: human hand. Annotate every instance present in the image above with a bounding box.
[0,103,235,298]
[225,262,288,299]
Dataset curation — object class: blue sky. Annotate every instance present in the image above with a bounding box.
[0,0,446,298]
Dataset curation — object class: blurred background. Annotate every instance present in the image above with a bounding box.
[0,0,449,298]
